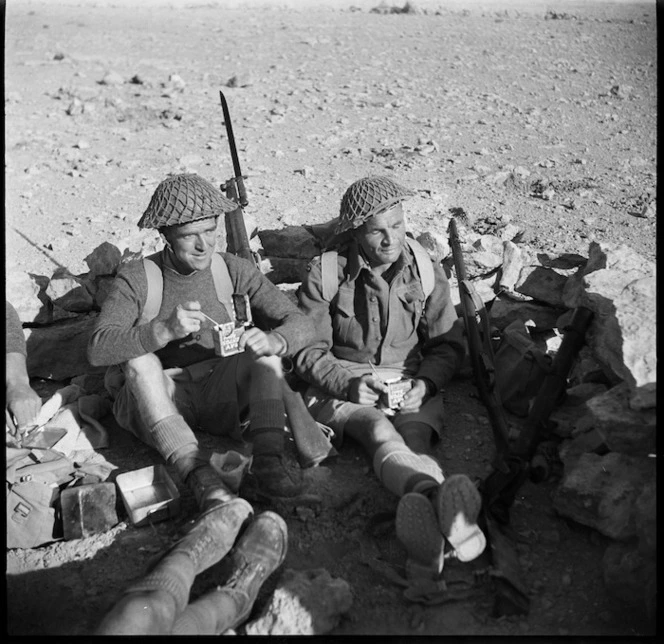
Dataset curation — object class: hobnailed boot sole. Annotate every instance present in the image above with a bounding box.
[435,474,486,563]
[396,492,445,582]
[172,511,288,635]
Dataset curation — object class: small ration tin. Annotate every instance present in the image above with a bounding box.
[212,293,253,357]
[116,465,180,527]
[386,379,412,409]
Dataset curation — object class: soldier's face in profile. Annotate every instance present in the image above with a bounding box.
[355,203,406,269]
[162,217,218,274]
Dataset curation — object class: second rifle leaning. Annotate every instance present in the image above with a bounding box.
[448,216,593,617]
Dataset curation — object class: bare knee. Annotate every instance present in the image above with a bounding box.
[124,354,171,393]
[346,408,403,452]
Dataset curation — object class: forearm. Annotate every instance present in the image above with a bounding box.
[6,352,31,389]
[294,345,356,399]
[88,320,165,366]
[6,352,42,428]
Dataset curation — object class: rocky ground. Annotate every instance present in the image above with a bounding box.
[5,0,656,637]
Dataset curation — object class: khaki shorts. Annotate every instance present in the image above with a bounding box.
[105,356,248,445]
[303,385,445,446]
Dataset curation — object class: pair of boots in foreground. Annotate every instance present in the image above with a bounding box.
[96,473,287,635]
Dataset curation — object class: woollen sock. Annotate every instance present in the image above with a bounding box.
[149,414,200,479]
[250,399,286,456]
[372,441,439,497]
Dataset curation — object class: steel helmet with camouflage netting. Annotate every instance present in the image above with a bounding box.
[335,175,415,234]
[137,173,237,230]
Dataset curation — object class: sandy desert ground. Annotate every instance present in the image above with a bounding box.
[4,0,657,637]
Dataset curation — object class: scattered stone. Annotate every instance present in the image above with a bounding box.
[99,71,124,85]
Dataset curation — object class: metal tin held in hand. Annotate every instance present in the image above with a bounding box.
[386,378,412,409]
[213,293,253,357]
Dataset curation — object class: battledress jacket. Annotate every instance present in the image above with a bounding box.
[294,240,465,400]
[87,251,314,369]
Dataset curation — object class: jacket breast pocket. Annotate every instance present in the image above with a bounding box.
[332,287,360,347]
[397,287,425,330]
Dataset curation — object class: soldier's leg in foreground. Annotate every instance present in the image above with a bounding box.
[95,497,253,635]
[123,353,235,510]
[171,511,287,635]
[237,355,303,499]
[344,408,447,578]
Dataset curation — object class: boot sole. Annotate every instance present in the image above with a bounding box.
[396,492,445,581]
[435,474,486,563]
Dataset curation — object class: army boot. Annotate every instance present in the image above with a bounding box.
[249,429,304,500]
[171,511,288,635]
[96,497,253,635]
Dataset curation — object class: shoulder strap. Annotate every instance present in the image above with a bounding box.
[140,254,235,324]
[320,250,339,302]
[210,253,234,315]
[140,258,163,325]
[406,238,435,299]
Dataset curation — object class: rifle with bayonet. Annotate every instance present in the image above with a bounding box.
[218,90,337,470]
[448,217,593,617]
[219,89,259,266]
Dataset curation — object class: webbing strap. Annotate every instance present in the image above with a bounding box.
[320,249,339,302]
[139,253,234,324]
[319,238,435,302]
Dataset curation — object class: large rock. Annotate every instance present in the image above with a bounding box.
[84,242,123,277]
[498,240,524,292]
[25,314,101,380]
[6,270,50,323]
[244,568,352,635]
[573,382,656,456]
[614,275,656,407]
[45,268,95,313]
[258,226,319,260]
[415,230,449,264]
[562,242,656,397]
[549,383,609,439]
[515,266,568,307]
[553,451,655,540]
[489,296,563,331]
[465,234,503,276]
